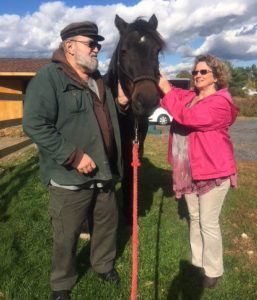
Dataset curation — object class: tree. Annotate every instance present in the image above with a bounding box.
[176,71,192,79]
[228,63,249,96]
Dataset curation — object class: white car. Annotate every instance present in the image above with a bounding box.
[148,107,173,125]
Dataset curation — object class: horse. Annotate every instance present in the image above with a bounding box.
[105,14,165,225]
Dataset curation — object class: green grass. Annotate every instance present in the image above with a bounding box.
[1,136,257,300]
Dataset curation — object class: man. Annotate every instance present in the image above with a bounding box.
[23,21,122,300]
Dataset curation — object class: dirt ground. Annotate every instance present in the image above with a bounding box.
[0,117,257,163]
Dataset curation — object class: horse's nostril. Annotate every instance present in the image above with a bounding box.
[135,94,145,107]
[132,93,160,117]
[132,99,143,113]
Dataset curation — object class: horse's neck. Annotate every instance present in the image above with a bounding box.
[103,74,118,99]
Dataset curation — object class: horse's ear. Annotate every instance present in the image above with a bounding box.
[148,14,158,29]
[115,14,128,34]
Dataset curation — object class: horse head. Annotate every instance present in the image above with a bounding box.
[106,14,165,118]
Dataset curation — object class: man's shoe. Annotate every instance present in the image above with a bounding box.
[52,290,71,300]
[202,275,220,289]
[98,268,120,284]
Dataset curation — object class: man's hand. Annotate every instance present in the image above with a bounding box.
[72,150,96,174]
[117,81,129,107]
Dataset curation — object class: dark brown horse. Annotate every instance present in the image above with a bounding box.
[105,14,165,225]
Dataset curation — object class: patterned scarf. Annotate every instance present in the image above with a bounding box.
[171,122,192,198]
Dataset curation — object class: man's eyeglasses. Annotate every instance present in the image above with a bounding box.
[191,69,212,76]
[70,40,102,51]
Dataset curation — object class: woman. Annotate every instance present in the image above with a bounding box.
[158,55,239,288]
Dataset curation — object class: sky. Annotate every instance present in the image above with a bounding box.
[0,0,257,77]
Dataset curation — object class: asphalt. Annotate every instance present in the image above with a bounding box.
[229,117,257,161]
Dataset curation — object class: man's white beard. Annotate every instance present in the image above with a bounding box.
[76,53,98,73]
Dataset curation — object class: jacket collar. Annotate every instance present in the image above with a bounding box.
[51,48,104,100]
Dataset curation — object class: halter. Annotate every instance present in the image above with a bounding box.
[117,60,157,84]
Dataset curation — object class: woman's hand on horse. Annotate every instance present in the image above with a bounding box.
[158,72,172,95]
[117,81,129,108]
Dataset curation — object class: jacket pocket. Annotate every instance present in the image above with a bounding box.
[63,89,87,113]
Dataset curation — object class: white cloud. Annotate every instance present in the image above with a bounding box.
[98,58,111,74]
[192,28,257,61]
[0,0,256,71]
[161,62,193,78]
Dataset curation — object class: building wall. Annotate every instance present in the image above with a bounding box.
[0,78,26,121]
[0,100,23,121]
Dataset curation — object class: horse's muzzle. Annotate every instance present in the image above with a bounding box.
[131,81,160,117]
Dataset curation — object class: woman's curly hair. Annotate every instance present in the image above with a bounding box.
[193,55,231,90]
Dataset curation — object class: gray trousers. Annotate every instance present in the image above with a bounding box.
[48,184,118,291]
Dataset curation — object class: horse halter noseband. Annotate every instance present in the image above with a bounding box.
[117,61,158,84]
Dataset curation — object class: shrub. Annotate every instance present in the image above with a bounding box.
[234,95,257,117]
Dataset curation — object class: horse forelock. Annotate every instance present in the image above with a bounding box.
[127,18,165,49]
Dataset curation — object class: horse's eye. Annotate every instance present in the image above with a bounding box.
[121,49,127,55]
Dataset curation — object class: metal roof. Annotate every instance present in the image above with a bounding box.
[0,58,51,74]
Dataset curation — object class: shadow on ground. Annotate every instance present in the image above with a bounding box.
[167,260,204,300]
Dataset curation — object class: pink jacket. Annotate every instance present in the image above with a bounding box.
[161,87,239,180]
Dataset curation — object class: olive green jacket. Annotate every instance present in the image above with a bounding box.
[23,63,122,186]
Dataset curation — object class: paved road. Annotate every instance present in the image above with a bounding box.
[229,118,257,161]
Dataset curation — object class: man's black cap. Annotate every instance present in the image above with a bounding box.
[60,21,105,41]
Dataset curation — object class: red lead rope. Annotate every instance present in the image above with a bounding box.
[131,141,141,300]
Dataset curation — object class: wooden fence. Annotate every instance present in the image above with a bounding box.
[0,118,33,159]
[0,92,32,159]
[0,73,34,159]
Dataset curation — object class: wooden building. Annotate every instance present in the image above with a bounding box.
[0,58,50,121]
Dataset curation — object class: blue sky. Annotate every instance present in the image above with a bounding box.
[0,0,256,76]
[0,1,139,15]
